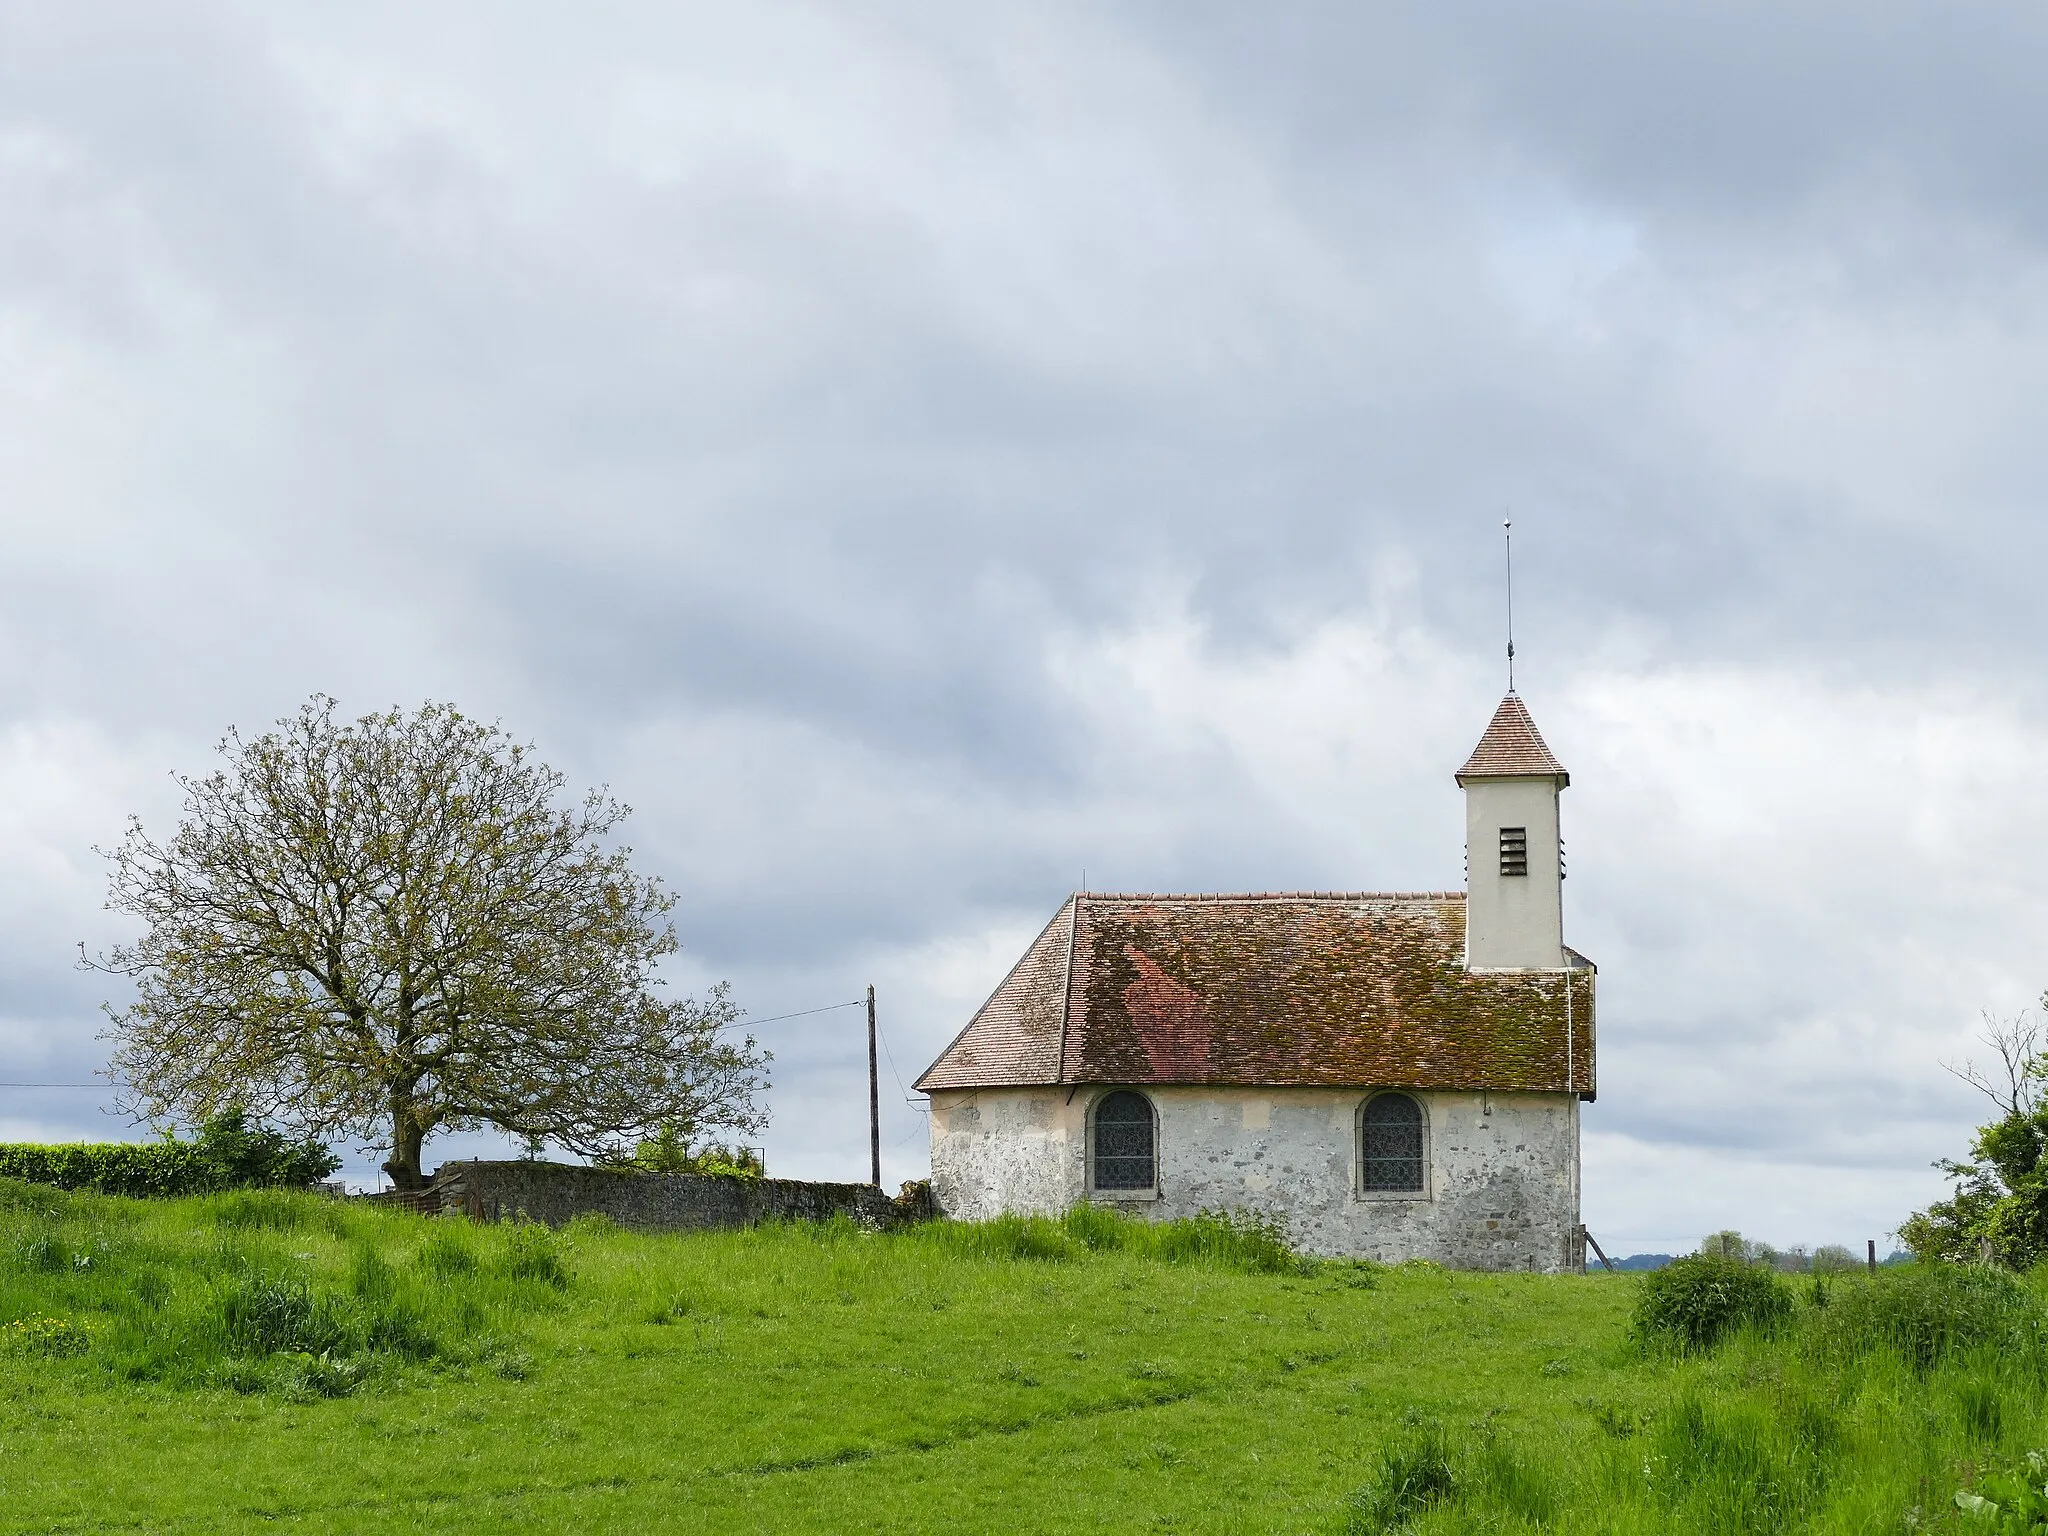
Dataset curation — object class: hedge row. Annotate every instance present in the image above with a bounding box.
[0,1112,339,1198]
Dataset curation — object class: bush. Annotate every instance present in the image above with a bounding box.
[598,1125,764,1179]
[1807,1263,2040,1371]
[0,1112,337,1199]
[1810,1244,1860,1274]
[1632,1254,1793,1351]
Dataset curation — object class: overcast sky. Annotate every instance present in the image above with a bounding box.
[4,3,2046,1254]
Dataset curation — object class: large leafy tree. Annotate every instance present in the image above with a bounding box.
[95,697,768,1188]
[1902,1008,2048,1267]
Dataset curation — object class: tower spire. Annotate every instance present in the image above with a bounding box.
[1504,518,1516,694]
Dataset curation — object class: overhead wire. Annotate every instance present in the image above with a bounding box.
[874,1017,924,1111]
[0,1083,104,1090]
[715,998,865,1034]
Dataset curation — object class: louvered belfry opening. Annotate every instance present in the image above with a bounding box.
[1498,826,1529,877]
[1361,1093,1425,1192]
[1092,1090,1156,1191]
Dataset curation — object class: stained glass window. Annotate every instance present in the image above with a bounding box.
[1362,1093,1425,1192]
[1093,1091,1156,1191]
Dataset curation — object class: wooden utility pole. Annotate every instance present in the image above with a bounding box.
[867,984,881,1187]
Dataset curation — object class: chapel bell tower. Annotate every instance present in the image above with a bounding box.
[1457,693,1569,971]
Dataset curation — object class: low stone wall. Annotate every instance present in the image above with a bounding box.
[392,1160,936,1232]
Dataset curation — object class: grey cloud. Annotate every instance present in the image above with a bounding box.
[1,3,2042,1238]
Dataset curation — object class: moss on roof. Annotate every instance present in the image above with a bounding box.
[916,893,1594,1096]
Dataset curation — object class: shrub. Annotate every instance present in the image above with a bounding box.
[1810,1244,1860,1274]
[598,1124,764,1179]
[1632,1254,1792,1351]
[685,1144,764,1179]
[190,1112,340,1190]
[0,1112,337,1199]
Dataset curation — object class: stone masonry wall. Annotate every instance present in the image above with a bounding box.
[927,1085,1581,1272]
[398,1160,934,1232]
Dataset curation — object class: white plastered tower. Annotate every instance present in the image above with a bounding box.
[1457,693,1570,971]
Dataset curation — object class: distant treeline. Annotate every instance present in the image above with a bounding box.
[1612,1233,1912,1273]
[0,1113,337,1198]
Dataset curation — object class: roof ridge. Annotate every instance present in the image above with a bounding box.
[1055,892,1080,1082]
[1074,890,1465,902]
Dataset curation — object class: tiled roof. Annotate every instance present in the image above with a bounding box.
[1456,694,1569,785]
[915,893,1594,1097]
[914,900,1074,1089]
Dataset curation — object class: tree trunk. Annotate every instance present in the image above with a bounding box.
[383,1099,428,1190]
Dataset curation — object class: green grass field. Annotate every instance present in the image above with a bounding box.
[0,1176,2038,1534]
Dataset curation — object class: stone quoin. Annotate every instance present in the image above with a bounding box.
[915,692,1595,1272]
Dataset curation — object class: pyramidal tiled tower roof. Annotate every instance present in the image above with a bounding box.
[1456,693,1569,785]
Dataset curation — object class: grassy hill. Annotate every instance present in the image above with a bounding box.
[0,1177,2036,1534]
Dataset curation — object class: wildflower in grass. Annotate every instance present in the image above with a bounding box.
[1,1314,90,1357]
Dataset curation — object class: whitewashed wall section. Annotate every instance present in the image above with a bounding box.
[926,1085,1580,1272]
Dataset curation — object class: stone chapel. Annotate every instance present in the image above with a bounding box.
[914,692,1596,1272]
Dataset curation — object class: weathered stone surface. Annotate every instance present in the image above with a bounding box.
[400,1160,933,1232]
[927,1085,1581,1272]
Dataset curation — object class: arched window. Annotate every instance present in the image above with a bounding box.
[1092,1090,1156,1192]
[1360,1092,1426,1193]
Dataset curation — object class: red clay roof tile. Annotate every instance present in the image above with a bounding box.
[915,893,1594,1097]
[1456,694,1569,785]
